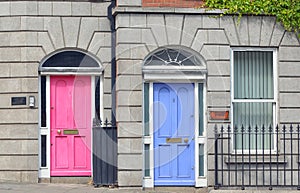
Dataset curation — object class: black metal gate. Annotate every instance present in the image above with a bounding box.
[93,118,117,187]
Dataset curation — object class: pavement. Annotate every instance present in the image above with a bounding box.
[0,183,208,193]
[0,183,145,193]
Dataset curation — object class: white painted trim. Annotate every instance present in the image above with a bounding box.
[143,81,207,188]
[100,76,104,123]
[40,71,103,76]
[230,47,278,153]
[91,76,95,176]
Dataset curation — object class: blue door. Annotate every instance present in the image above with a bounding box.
[154,83,195,186]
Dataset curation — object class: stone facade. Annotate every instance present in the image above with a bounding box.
[1,0,300,189]
[0,1,112,183]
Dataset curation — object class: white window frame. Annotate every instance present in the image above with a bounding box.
[230,47,278,154]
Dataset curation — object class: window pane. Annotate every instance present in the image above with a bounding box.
[234,51,273,99]
[199,144,204,176]
[144,83,149,136]
[144,144,150,177]
[95,76,100,120]
[41,76,46,127]
[41,135,47,167]
[233,102,273,150]
[199,83,204,136]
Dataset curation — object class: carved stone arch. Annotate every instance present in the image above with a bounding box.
[39,49,103,75]
[142,46,207,80]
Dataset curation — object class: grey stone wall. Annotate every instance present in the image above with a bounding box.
[0,1,111,183]
[115,9,300,187]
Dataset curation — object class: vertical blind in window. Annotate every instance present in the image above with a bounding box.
[233,51,274,150]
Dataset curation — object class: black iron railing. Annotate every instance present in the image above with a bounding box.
[93,118,118,187]
[214,124,300,190]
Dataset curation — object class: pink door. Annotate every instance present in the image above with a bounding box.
[50,76,91,176]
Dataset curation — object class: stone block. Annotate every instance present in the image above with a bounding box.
[1,47,21,62]
[208,30,229,44]
[279,47,300,61]
[117,60,143,75]
[200,45,230,61]
[207,92,230,107]
[116,75,142,91]
[117,0,142,6]
[117,28,142,43]
[279,62,300,76]
[0,109,38,124]
[207,60,230,76]
[88,32,111,54]
[0,17,21,31]
[281,32,300,46]
[165,14,184,45]
[9,32,38,47]
[118,122,143,138]
[11,1,27,15]
[280,109,300,123]
[0,63,9,77]
[99,17,111,32]
[26,2,38,15]
[130,44,149,60]
[130,14,146,28]
[280,78,300,92]
[260,16,276,46]
[0,2,10,16]
[0,140,38,154]
[207,77,230,91]
[103,63,112,78]
[21,47,44,62]
[0,78,21,93]
[38,2,52,16]
[91,2,110,16]
[181,15,203,47]
[0,124,38,139]
[62,17,80,47]
[270,22,285,47]
[21,17,44,31]
[0,156,38,170]
[118,154,142,170]
[44,17,64,49]
[248,16,262,46]
[71,2,91,16]
[116,106,142,122]
[141,28,158,48]
[116,44,131,59]
[97,47,112,63]
[0,32,9,46]
[117,90,142,106]
[280,93,300,108]
[38,32,55,54]
[78,17,99,49]
[103,94,112,109]
[236,16,249,45]
[118,138,142,154]
[10,63,39,77]
[103,77,111,93]
[220,16,239,46]
[116,14,130,29]
[147,14,167,46]
[0,171,38,183]
[118,171,143,187]
[52,2,71,16]
[202,15,220,28]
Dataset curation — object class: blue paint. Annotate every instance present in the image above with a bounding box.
[154,83,195,186]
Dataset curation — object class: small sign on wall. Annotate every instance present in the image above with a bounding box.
[210,111,229,120]
[11,97,27,106]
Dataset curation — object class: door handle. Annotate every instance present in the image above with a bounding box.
[184,138,189,143]
[57,129,61,134]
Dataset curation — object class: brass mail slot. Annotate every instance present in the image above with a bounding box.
[63,130,79,135]
[166,138,182,143]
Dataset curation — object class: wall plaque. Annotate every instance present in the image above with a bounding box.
[210,111,229,120]
[11,97,26,106]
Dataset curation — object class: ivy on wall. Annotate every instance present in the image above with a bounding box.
[204,0,300,35]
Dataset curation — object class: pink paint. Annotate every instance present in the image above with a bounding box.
[50,76,91,176]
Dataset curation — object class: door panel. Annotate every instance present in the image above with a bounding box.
[50,76,91,176]
[154,83,195,186]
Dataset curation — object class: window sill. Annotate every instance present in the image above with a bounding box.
[224,155,287,164]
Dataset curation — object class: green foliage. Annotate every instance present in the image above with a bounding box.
[204,0,300,34]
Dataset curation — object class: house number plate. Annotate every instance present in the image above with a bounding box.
[166,138,182,143]
[63,130,79,135]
